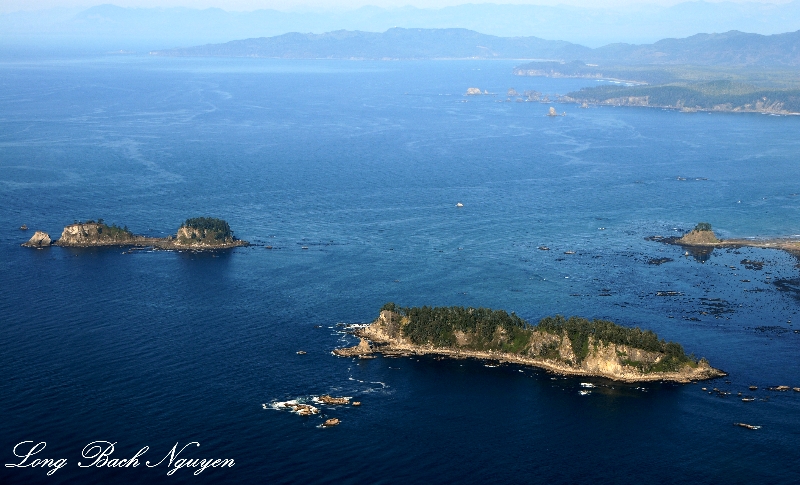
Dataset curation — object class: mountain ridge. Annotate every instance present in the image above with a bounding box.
[5,2,800,51]
[151,27,800,67]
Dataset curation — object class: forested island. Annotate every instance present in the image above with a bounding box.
[335,304,724,383]
[22,217,248,250]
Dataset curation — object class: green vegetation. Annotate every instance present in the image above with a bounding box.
[694,222,713,232]
[516,60,800,113]
[76,220,134,240]
[184,217,233,237]
[537,315,692,371]
[564,81,800,113]
[382,304,695,372]
[398,305,529,351]
[180,217,235,243]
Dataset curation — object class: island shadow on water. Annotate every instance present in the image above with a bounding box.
[370,350,698,400]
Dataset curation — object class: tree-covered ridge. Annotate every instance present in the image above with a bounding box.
[74,220,134,239]
[184,217,232,235]
[181,217,234,242]
[380,303,695,372]
[382,303,531,351]
[537,315,693,371]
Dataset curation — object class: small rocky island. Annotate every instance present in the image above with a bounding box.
[657,222,800,256]
[335,304,724,383]
[22,217,248,250]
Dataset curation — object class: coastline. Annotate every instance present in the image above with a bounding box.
[512,69,647,86]
[336,317,725,384]
[53,237,249,250]
[558,96,800,115]
[654,233,800,257]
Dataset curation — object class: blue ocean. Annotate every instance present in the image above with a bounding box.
[1,56,799,484]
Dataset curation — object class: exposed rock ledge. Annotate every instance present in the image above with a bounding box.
[654,223,800,256]
[335,310,725,383]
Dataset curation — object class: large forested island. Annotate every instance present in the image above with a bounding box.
[335,304,724,383]
[22,217,248,250]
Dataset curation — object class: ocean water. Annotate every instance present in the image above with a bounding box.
[1,56,799,484]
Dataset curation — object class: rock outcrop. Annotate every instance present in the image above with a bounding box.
[465,87,482,95]
[332,338,372,357]
[55,222,138,247]
[678,228,720,245]
[44,218,248,250]
[317,395,350,405]
[21,231,52,248]
[173,217,245,248]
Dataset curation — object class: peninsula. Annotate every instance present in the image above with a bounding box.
[22,217,248,250]
[335,304,724,383]
[657,222,800,256]
[514,61,800,115]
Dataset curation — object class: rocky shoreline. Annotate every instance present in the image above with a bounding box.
[334,311,725,384]
[558,96,800,115]
[22,219,248,251]
[653,226,800,257]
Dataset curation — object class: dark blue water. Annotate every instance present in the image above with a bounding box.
[1,57,800,484]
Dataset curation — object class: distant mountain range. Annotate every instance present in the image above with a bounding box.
[5,2,800,51]
[151,28,586,62]
[151,28,800,67]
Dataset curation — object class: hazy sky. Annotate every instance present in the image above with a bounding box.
[2,0,794,13]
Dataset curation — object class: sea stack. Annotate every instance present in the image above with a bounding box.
[22,231,52,248]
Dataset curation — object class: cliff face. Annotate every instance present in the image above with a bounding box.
[55,222,137,246]
[554,336,660,376]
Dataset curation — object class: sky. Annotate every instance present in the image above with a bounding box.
[1,0,794,13]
